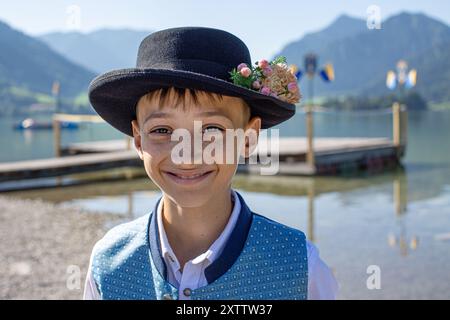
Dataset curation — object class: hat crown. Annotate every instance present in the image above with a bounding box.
[136,27,252,82]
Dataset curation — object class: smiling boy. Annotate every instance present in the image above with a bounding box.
[84,27,338,300]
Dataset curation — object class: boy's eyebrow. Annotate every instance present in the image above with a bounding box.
[197,111,231,118]
[143,110,231,125]
[143,112,171,124]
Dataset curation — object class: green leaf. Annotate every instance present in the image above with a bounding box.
[271,56,287,65]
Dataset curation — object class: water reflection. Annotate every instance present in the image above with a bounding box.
[7,164,445,262]
[388,175,419,257]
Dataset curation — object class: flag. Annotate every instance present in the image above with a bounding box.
[386,71,397,90]
[405,69,417,89]
[320,63,335,82]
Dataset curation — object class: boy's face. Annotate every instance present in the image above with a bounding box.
[131,89,261,208]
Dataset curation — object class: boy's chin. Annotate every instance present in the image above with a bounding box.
[162,187,222,208]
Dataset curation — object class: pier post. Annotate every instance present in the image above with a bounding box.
[52,117,61,157]
[306,105,315,168]
[393,102,408,157]
[393,102,401,147]
[401,104,408,153]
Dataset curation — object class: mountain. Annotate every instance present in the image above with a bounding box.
[279,14,367,64]
[0,20,95,98]
[407,41,450,102]
[362,14,450,101]
[275,12,450,103]
[39,29,152,73]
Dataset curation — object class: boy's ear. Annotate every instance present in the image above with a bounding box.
[131,120,144,160]
[242,116,261,158]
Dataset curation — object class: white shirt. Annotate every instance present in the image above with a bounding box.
[84,190,338,300]
[158,190,242,299]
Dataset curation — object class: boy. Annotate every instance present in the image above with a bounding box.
[84,27,338,300]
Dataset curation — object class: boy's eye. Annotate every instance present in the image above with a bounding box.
[149,127,171,134]
[203,125,224,133]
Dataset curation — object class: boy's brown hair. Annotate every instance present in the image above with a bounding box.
[136,87,252,128]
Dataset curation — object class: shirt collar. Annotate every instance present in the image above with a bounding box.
[156,189,242,273]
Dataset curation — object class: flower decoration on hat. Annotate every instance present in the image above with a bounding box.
[229,56,301,104]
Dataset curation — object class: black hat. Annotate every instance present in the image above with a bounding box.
[88,26,297,137]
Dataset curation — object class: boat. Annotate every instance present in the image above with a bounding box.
[13,118,79,130]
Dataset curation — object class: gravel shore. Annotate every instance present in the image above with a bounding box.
[0,195,121,299]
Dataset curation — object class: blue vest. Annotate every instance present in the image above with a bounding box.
[91,191,308,300]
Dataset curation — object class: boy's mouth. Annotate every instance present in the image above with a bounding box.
[162,169,215,185]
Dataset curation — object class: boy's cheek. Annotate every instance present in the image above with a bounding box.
[216,163,239,181]
[140,148,166,179]
[142,157,166,188]
[140,139,173,158]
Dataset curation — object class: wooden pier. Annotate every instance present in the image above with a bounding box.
[0,150,140,183]
[0,136,404,183]
[0,104,407,188]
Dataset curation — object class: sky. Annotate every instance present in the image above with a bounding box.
[1,0,449,60]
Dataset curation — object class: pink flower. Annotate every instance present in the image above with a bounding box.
[237,63,248,72]
[260,86,271,95]
[270,92,278,98]
[240,67,252,78]
[287,82,298,92]
[262,67,273,77]
[258,59,269,69]
[252,81,261,89]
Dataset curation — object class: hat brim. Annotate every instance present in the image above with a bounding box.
[88,68,297,137]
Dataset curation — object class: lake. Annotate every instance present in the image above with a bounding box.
[1,108,449,299]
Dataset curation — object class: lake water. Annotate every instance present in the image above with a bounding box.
[1,108,449,299]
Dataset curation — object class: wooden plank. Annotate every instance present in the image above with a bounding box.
[255,137,393,155]
[63,140,131,154]
[0,150,141,182]
[315,145,397,164]
[65,137,394,156]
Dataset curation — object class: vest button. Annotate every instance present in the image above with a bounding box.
[183,288,192,297]
[162,293,173,300]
